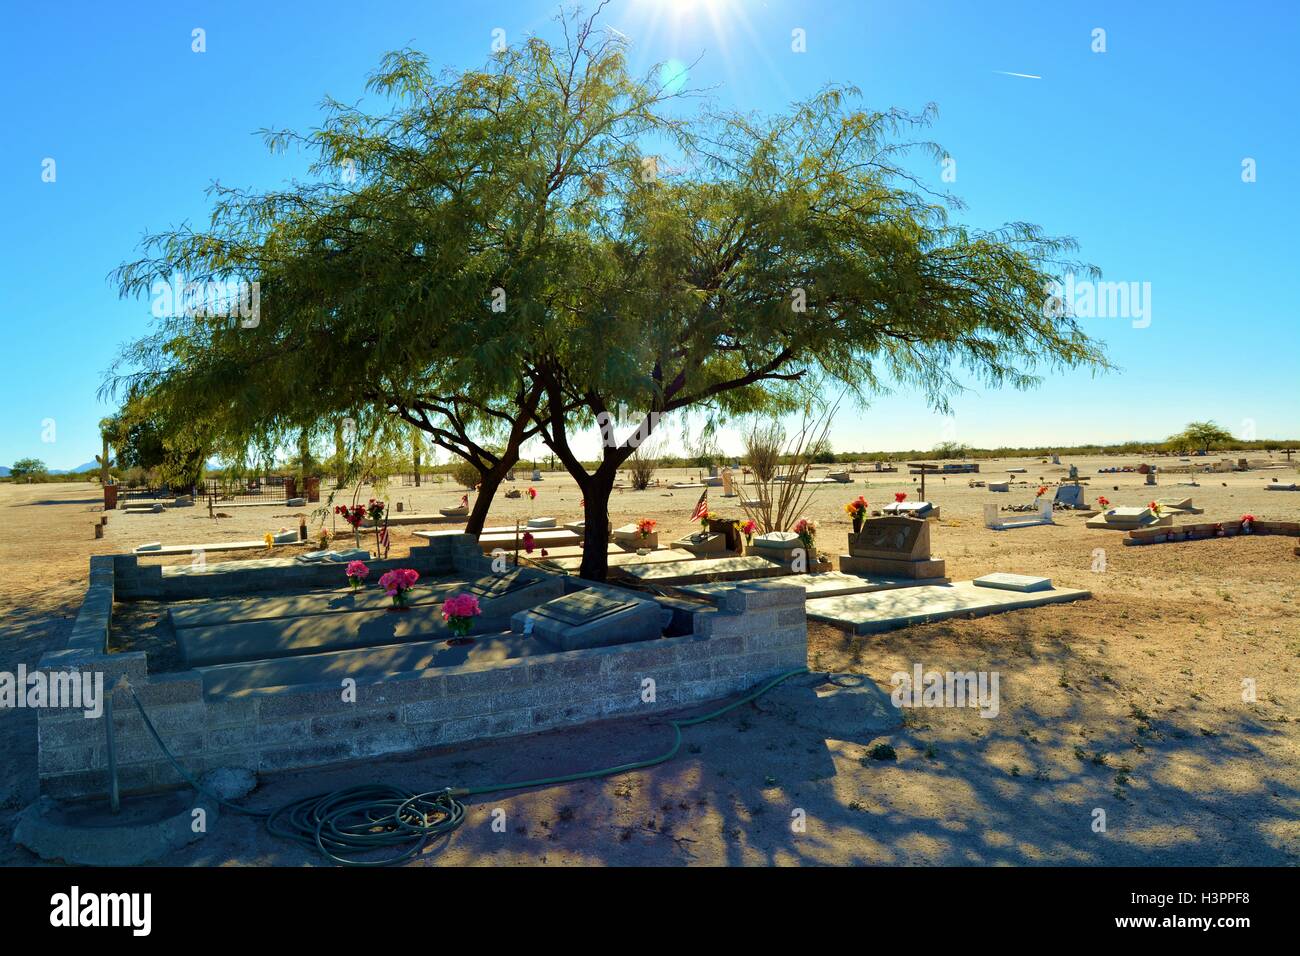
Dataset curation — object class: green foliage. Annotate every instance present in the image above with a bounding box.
[450,459,481,489]
[809,437,838,464]
[104,7,1112,579]
[10,457,47,478]
[1167,420,1236,453]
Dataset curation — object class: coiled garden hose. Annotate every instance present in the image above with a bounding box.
[126,666,810,866]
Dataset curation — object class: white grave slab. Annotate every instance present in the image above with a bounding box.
[973,572,1053,593]
[883,501,934,518]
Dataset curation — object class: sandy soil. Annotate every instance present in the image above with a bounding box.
[1,452,1298,865]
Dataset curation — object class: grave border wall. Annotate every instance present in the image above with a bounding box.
[35,536,807,800]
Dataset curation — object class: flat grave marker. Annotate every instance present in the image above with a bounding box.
[512,587,662,651]
[806,580,1090,635]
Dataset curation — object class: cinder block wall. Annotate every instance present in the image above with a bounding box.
[36,537,808,800]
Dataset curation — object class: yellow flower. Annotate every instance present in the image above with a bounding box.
[264,532,274,549]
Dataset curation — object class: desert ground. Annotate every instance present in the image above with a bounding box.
[2,452,1298,865]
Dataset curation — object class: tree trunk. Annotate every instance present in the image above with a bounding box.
[100,436,110,485]
[465,454,517,536]
[333,420,346,488]
[577,464,619,581]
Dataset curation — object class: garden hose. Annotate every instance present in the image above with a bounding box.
[127,666,810,866]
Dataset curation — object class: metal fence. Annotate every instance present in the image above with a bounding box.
[196,475,289,503]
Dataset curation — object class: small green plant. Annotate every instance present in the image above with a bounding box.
[863,743,897,762]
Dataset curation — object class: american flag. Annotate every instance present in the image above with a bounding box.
[690,488,709,521]
[378,509,390,558]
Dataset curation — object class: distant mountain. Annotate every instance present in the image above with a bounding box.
[0,466,9,477]
[49,461,100,475]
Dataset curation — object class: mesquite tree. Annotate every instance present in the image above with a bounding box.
[107,8,1108,575]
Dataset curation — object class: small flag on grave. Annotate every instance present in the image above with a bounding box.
[690,489,709,521]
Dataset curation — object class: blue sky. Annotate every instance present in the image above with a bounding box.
[2,0,1297,469]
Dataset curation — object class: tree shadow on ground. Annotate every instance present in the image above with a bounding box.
[137,662,1300,866]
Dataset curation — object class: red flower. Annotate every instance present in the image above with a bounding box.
[894,492,907,503]
[1097,496,1110,508]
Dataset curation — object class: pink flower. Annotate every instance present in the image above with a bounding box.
[345,561,369,580]
[441,593,482,621]
[378,568,419,596]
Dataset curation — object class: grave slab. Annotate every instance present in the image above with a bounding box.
[750,530,802,559]
[670,532,727,557]
[883,501,935,518]
[541,549,686,572]
[615,555,787,586]
[1085,507,1174,530]
[177,603,507,667]
[448,568,564,618]
[805,581,1091,635]
[474,528,581,552]
[677,571,945,602]
[359,512,464,527]
[175,573,557,667]
[134,539,298,557]
[611,523,657,550]
[511,587,663,651]
[169,584,454,629]
[972,572,1053,593]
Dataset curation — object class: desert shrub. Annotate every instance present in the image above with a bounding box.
[744,422,784,483]
[450,458,481,489]
[627,441,660,490]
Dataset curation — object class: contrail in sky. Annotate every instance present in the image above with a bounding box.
[994,70,1042,79]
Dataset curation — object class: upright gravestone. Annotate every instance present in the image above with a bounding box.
[721,468,736,497]
[1054,484,1084,509]
[839,516,946,579]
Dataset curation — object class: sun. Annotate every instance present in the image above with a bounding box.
[625,0,780,98]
